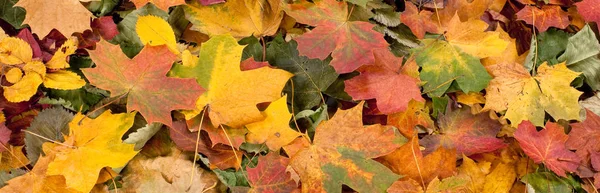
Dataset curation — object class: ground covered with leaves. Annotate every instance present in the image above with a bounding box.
[0,0,600,192]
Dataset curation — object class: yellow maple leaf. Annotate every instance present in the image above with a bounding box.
[483,62,582,127]
[184,0,284,38]
[42,110,138,193]
[15,0,93,37]
[245,96,302,151]
[0,153,79,193]
[457,154,517,193]
[481,26,524,70]
[170,35,292,128]
[136,15,179,54]
[444,14,509,58]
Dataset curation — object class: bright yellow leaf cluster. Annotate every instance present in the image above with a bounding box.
[0,36,85,102]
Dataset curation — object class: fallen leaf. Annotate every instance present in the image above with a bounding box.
[516,5,570,32]
[0,146,29,171]
[169,121,242,170]
[575,0,600,31]
[283,0,389,73]
[24,107,73,165]
[345,48,424,114]
[376,136,456,188]
[421,107,505,156]
[566,110,600,183]
[290,102,401,192]
[0,153,78,193]
[83,41,204,127]
[433,0,495,25]
[415,39,492,97]
[14,0,93,37]
[245,96,302,151]
[184,0,283,38]
[483,62,582,127]
[400,3,439,39]
[247,153,298,192]
[169,34,291,128]
[136,15,179,54]
[514,121,581,177]
[266,35,338,112]
[121,148,221,192]
[42,110,138,193]
[444,14,510,58]
[387,100,435,138]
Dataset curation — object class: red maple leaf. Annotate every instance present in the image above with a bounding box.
[344,49,423,114]
[576,0,600,31]
[420,107,505,156]
[83,41,204,127]
[283,0,388,73]
[516,5,570,32]
[248,153,299,192]
[515,121,581,177]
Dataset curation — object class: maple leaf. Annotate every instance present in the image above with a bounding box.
[433,0,495,25]
[14,0,93,37]
[83,40,204,127]
[444,14,509,58]
[576,0,600,31]
[345,49,424,114]
[283,0,389,73]
[400,2,439,39]
[131,0,185,11]
[0,153,78,193]
[41,111,138,193]
[516,5,570,32]
[136,15,178,54]
[184,0,283,38]
[566,110,600,185]
[245,96,302,151]
[483,62,582,127]
[290,102,401,192]
[265,36,338,112]
[247,153,299,192]
[457,155,518,192]
[514,121,581,177]
[387,100,434,138]
[169,121,242,170]
[169,34,292,128]
[376,136,456,188]
[421,107,506,156]
[414,39,492,97]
